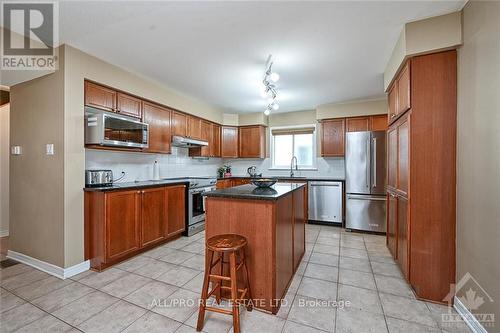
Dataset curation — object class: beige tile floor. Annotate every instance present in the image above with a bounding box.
[0,225,471,333]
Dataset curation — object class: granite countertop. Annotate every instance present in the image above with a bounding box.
[218,175,345,182]
[83,179,189,192]
[204,182,306,201]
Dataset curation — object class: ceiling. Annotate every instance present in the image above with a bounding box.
[58,1,465,114]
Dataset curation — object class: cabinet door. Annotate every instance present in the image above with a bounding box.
[388,84,398,124]
[200,120,212,157]
[187,116,202,139]
[293,188,305,271]
[321,119,345,157]
[216,179,231,189]
[346,117,370,132]
[171,111,187,137]
[166,185,186,237]
[397,196,409,280]
[211,124,221,157]
[397,116,409,196]
[84,81,116,112]
[387,192,398,259]
[221,126,239,158]
[370,115,388,131]
[141,187,166,247]
[105,190,141,262]
[117,93,142,118]
[143,102,171,154]
[387,126,398,190]
[239,126,266,158]
[397,63,411,115]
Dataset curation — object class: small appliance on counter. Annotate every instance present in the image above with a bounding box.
[247,166,262,178]
[85,169,113,187]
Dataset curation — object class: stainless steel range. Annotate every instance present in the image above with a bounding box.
[168,177,217,236]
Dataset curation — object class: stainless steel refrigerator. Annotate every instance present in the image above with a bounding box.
[345,131,387,233]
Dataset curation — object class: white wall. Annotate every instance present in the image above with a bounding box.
[86,148,222,183]
[0,104,9,237]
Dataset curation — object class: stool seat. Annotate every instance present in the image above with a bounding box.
[197,233,252,333]
[206,234,247,252]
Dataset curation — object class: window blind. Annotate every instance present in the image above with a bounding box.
[271,126,315,136]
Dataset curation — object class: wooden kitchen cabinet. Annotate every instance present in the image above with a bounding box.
[221,126,239,158]
[387,191,398,259]
[104,190,141,262]
[371,114,388,131]
[239,125,266,158]
[387,126,398,190]
[166,185,186,237]
[187,115,202,139]
[346,117,370,132]
[189,121,221,158]
[117,92,142,119]
[141,187,166,247]
[231,178,251,186]
[84,81,116,112]
[85,183,187,271]
[211,124,221,157]
[171,111,188,137]
[292,189,305,272]
[321,119,345,157]
[386,51,457,303]
[216,179,232,189]
[143,102,171,154]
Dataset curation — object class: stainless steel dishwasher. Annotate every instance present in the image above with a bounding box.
[308,181,343,225]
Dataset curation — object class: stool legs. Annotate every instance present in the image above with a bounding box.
[196,249,213,331]
[240,249,253,311]
[229,252,240,333]
[216,252,223,304]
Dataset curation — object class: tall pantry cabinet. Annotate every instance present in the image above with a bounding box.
[386,50,457,304]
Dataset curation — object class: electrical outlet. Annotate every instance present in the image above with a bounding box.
[11,146,21,155]
[46,144,54,155]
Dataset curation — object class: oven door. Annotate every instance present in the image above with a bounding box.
[189,186,215,225]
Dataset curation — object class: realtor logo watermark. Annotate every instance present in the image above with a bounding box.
[1,1,58,70]
[443,272,495,329]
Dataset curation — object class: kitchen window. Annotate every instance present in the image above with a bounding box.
[270,125,316,169]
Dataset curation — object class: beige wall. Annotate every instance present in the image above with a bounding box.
[316,99,387,120]
[0,104,9,236]
[10,52,66,266]
[457,1,500,327]
[222,113,239,126]
[268,110,316,127]
[384,11,463,90]
[238,112,269,126]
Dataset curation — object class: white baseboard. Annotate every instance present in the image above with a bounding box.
[454,296,489,333]
[0,230,9,237]
[6,250,89,279]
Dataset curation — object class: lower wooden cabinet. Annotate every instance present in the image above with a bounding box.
[85,184,187,270]
[386,190,409,280]
[387,191,398,258]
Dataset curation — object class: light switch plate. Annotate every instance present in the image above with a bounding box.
[11,146,21,155]
[46,144,54,155]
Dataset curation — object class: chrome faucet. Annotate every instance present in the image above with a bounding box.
[290,156,298,177]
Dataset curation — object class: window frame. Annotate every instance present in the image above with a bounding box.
[269,124,318,170]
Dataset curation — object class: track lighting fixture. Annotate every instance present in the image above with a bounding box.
[261,54,280,115]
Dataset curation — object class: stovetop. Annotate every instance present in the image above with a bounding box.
[166,176,217,188]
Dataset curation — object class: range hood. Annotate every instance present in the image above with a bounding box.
[171,135,208,148]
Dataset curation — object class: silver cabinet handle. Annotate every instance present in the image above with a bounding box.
[347,194,386,201]
[373,138,377,188]
[310,184,340,187]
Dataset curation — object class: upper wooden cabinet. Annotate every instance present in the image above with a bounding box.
[346,117,370,132]
[143,102,171,154]
[187,115,202,139]
[388,62,411,125]
[117,93,142,119]
[211,124,221,157]
[171,111,188,137]
[221,126,239,158]
[84,81,116,112]
[321,119,345,157]
[371,114,388,131]
[239,125,266,158]
[386,112,410,195]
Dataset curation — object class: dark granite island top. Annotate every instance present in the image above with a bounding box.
[204,182,306,201]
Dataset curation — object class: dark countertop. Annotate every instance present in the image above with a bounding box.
[218,175,345,182]
[204,182,306,201]
[83,179,189,192]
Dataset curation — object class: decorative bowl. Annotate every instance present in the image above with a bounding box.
[250,178,277,188]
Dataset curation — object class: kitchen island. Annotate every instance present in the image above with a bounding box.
[204,182,306,314]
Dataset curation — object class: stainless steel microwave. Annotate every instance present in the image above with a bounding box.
[85,107,149,149]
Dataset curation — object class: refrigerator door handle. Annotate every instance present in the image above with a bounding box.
[366,139,370,188]
[372,137,377,188]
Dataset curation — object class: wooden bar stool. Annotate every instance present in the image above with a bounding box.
[197,234,252,333]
